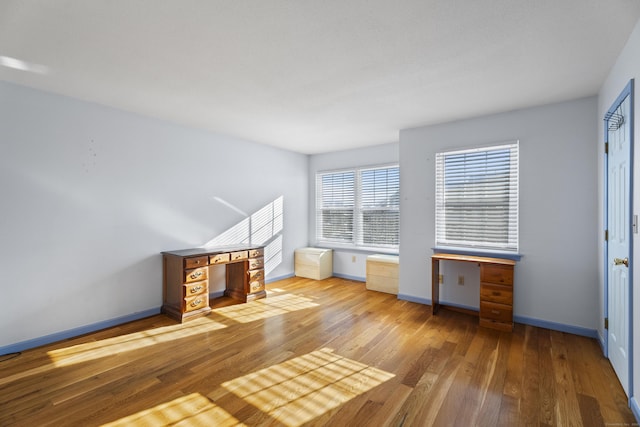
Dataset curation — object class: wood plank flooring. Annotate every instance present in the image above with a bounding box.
[0,277,636,426]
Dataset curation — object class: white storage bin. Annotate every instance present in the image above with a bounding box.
[294,248,333,280]
[366,254,399,294]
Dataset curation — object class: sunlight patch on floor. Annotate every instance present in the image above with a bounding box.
[101,392,244,427]
[46,317,227,367]
[213,293,319,323]
[219,348,395,426]
[0,317,228,387]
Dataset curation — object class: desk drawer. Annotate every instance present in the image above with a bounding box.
[248,268,264,282]
[210,253,230,264]
[184,256,208,269]
[183,280,208,297]
[184,267,208,283]
[184,294,209,313]
[249,279,265,294]
[230,251,248,261]
[480,301,512,323]
[249,257,264,270]
[480,264,513,285]
[249,248,264,258]
[480,283,512,305]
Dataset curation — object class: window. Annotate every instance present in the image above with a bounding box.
[435,142,519,253]
[317,171,355,243]
[316,165,399,249]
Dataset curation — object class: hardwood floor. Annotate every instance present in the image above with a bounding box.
[0,277,636,426]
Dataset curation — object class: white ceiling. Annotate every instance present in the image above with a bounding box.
[1,1,639,154]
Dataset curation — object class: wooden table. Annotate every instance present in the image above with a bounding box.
[431,252,516,331]
[162,245,265,322]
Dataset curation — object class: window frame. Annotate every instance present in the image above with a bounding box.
[316,163,400,251]
[435,141,519,255]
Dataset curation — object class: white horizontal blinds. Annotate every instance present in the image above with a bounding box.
[435,143,519,252]
[316,165,400,249]
[359,166,400,247]
[316,171,355,243]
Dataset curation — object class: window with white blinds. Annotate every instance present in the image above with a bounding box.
[317,171,355,243]
[316,165,399,248]
[435,142,519,252]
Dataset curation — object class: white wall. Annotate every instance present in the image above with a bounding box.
[399,97,598,330]
[0,81,308,349]
[308,143,399,279]
[598,16,640,412]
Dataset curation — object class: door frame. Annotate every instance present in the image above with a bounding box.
[603,78,634,397]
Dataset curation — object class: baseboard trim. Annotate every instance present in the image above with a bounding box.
[397,293,431,305]
[266,273,295,283]
[631,396,640,425]
[396,294,599,339]
[513,315,598,339]
[0,293,600,357]
[397,295,478,313]
[598,330,607,356]
[0,274,326,355]
[0,308,161,356]
[332,273,365,282]
[436,301,478,313]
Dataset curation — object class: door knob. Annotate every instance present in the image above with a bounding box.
[614,257,629,267]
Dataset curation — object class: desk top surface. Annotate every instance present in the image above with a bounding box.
[431,252,516,266]
[162,244,263,258]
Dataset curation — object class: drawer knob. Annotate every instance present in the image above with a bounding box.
[492,291,500,296]
[190,299,203,307]
[491,310,501,315]
[190,271,203,279]
[190,285,203,293]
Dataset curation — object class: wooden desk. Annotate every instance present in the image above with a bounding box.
[431,253,516,331]
[162,245,265,322]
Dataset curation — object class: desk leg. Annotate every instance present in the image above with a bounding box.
[432,258,439,315]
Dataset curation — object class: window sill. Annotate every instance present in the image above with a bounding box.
[315,243,399,256]
[432,246,522,261]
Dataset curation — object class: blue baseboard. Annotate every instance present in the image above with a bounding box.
[397,293,431,305]
[267,273,365,283]
[265,273,295,283]
[396,294,599,339]
[332,273,365,282]
[0,291,600,359]
[631,396,640,425]
[0,307,161,356]
[0,274,311,355]
[397,295,478,313]
[598,330,607,356]
[513,315,598,339]
[437,301,479,312]
[333,273,367,282]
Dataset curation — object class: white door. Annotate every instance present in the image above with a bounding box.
[607,93,631,396]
